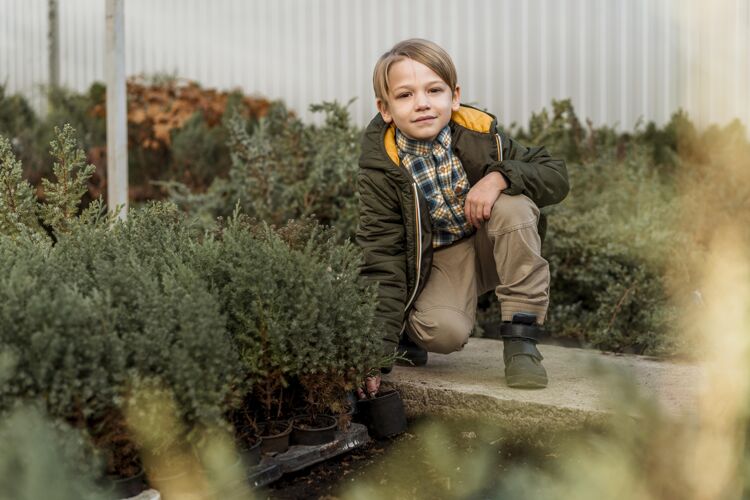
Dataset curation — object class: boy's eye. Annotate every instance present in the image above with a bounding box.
[396,92,411,99]
[429,88,443,93]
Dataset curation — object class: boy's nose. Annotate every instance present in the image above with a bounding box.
[414,92,430,110]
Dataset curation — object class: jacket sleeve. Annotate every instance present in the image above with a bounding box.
[356,170,407,358]
[486,129,570,208]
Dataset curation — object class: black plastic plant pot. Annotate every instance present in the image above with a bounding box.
[107,468,146,498]
[259,419,293,454]
[356,389,407,439]
[291,414,338,446]
[243,437,262,466]
[237,424,262,465]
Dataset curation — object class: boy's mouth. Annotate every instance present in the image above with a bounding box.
[413,115,436,123]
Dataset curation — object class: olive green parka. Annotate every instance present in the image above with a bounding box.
[356,105,569,359]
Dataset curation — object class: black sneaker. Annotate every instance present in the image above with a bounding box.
[396,333,428,367]
[501,313,548,389]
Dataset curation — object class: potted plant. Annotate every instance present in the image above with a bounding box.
[288,380,356,444]
[354,353,409,439]
[355,389,407,439]
[259,419,293,454]
[291,414,338,446]
[235,423,262,466]
[108,467,147,498]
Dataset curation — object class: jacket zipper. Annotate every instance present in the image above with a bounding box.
[399,182,423,335]
[404,182,422,312]
[495,133,504,162]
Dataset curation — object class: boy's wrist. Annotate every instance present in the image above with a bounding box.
[487,171,509,191]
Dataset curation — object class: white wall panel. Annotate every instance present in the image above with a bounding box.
[1,0,748,133]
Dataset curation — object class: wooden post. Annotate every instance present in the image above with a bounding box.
[48,0,59,93]
[105,0,128,218]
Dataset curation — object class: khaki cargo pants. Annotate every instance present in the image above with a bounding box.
[407,194,550,354]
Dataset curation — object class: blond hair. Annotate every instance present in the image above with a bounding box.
[372,39,458,104]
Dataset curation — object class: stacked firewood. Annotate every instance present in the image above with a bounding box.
[91,77,271,150]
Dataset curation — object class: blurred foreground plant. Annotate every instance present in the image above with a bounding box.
[493,100,750,355]
[0,406,111,500]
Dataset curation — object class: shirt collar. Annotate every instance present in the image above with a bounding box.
[395,125,452,158]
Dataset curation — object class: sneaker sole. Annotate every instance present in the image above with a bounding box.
[505,374,548,389]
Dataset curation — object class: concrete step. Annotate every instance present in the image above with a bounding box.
[383,339,700,434]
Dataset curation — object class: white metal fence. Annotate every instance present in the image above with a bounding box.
[2,0,749,132]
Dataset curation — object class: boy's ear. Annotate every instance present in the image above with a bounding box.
[451,85,462,112]
[376,98,393,124]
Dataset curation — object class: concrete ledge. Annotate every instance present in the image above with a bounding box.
[384,339,700,434]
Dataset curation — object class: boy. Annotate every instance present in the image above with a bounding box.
[356,39,568,395]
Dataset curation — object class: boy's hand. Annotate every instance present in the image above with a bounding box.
[464,172,508,228]
[357,374,381,399]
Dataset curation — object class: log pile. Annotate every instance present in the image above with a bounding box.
[91,77,271,150]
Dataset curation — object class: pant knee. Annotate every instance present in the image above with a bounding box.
[408,307,473,354]
[488,194,539,235]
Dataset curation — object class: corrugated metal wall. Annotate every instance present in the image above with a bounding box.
[1,0,748,132]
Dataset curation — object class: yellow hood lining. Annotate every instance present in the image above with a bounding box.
[451,106,493,133]
[382,106,493,167]
[384,124,399,166]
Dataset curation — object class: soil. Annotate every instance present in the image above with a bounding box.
[262,421,292,437]
[257,416,561,499]
[294,416,336,431]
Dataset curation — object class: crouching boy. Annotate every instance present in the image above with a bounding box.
[356,39,569,396]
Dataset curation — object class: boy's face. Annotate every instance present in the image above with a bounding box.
[377,58,460,142]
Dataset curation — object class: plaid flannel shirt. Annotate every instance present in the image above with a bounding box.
[396,126,475,248]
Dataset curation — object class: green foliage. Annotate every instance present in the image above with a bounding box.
[0,85,106,186]
[511,102,750,355]
[0,200,243,472]
[53,202,240,421]
[192,215,379,418]
[542,147,684,354]
[0,84,37,139]
[0,123,98,241]
[45,84,107,149]
[170,110,231,189]
[0,86,45,183]
[0,124,382,471]
[4,82,745,383]
[503,103,689,354]
[39,125,96,234]
[0,82,236,202]
[168,100,362,240]
[507,99,623,165]
[0,136,39,236]
[0,127,242,470]
[0,406,110,500]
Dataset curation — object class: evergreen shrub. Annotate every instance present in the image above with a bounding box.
[170,110,232,190]
[167,100,362,240]
[0,203,243,472]
[503,101,750,355]
[0,82,263,202]
[0,85,106,190]
[0,129,241,474]
[191,215,380,421]
[0,124,383,474]
[541,147,684,354]
[6,84,745,359]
